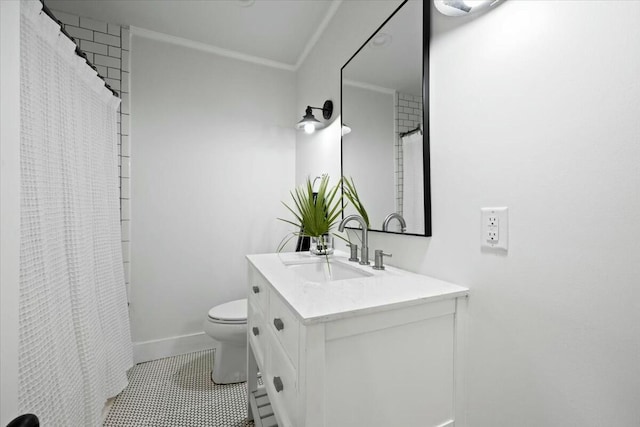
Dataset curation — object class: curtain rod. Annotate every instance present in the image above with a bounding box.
[400,125,422,138]
[40,1,119,98]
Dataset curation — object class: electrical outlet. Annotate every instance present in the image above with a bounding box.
[481,207,508,251]
[486,215,499,243]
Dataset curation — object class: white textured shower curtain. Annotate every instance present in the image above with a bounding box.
[18,2,133,425]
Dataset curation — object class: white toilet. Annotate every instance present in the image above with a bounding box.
[202,298,248,384]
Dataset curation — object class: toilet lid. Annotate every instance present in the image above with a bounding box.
[208,298,247,322]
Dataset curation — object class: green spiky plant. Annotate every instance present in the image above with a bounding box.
[341,176,370,229]
[277,175,345,253]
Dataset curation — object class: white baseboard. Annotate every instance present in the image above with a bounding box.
[133,332,215,364]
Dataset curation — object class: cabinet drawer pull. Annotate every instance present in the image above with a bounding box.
[252,327,259,336]
[252,286,260,294]
[273,318,284,331]
[273,376,284,392]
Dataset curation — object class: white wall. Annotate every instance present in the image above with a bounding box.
[130,34,296,361]
[297,1,640,425]
[1,2,21,423]
[342,84,395,226]
[295,1,401,187]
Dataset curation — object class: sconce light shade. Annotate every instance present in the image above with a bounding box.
[297,107,323,133]
[296,100,333,134]
[341,124,352,136]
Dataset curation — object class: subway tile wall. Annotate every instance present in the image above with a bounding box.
[54,10,132,300]
[394,92,423,222]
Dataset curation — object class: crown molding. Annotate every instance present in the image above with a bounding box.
[131,0,342,73]
[130,26,296,72]
[343,79,396,95]
[294,0,342,70]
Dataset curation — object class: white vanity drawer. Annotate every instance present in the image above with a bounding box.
[265,329,298,427]
[249,267,269,312]
[268,291,299,368]
[248,300,266,369]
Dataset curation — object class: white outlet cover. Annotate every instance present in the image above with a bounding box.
[481,207,508,251]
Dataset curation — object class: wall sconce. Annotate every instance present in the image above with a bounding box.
[341,124,352,136]
[434,0,503,17]
[296,100,333,134]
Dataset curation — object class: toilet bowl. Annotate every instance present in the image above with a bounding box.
[203,298,248,384]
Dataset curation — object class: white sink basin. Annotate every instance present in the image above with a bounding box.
[286,260,372,282]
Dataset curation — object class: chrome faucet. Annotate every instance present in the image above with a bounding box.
[338,215,369,265]
[382,213,407,232]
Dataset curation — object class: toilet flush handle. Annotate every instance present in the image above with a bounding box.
[273,318,284,331]
[273,376,284,392]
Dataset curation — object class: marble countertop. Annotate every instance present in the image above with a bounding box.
[247,251,469,325]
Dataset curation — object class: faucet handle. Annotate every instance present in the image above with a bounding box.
[346,243,359,262]
[372,250,392,270]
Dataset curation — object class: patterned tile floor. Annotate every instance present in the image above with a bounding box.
[104,349,254,427]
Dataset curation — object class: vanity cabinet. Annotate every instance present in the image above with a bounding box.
[247,253,468,427]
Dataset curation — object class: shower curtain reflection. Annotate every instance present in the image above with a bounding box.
[401,132,425,235]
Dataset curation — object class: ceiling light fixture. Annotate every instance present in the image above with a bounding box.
[236,0,256,7]
[369,33,392,49]
[296,100,333,134]
[434,0,503,17]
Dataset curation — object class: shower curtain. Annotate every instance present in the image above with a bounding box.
[18,1,133,425]
[402,132,425,235]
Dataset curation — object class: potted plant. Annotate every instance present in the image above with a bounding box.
[278,175,371,257]
[278,175,343,255]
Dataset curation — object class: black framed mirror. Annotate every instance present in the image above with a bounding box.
[341,0,431,236]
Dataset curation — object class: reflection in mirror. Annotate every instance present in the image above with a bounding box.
[434,0,503,17]
[341,0,429,236]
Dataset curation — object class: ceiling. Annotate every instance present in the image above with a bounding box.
[342,0,422,96]
[46,0,340,69]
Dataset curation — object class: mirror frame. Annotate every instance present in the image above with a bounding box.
[340,0,431,237]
